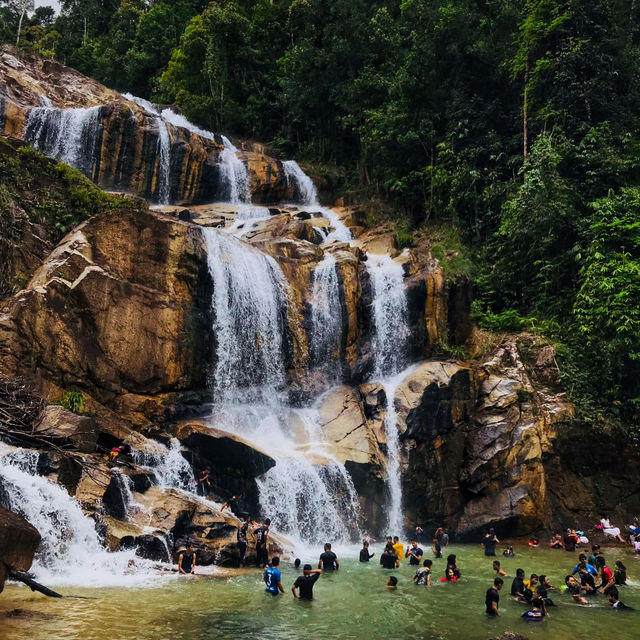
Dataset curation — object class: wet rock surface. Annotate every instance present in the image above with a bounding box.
[0,507,41,593]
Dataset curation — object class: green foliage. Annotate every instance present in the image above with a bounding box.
[1,0,639,434]
[429,225,475,278]
[59,390,84,414]
[394,221,416,250]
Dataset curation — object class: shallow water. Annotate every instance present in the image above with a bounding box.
[1,544,639,640]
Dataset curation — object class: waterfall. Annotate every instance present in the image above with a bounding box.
[203,228,287,404]
[283,160,319,205]
[0,451,157,587]
[367,254,410,379]
[111,468,141,518]
[122,93,171,204]
[202,224,362,546]
[160,108,215,140]
[310,253,343,379]
[130,439,197,493]
[24,105,103,178]
[218,136,251,204]
[365,254,411,533]
[228,205,272,237]
[155,118,171,204]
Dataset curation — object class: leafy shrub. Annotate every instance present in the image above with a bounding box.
[60,390,84,414]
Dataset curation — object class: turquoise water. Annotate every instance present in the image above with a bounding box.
[1,544,638,639]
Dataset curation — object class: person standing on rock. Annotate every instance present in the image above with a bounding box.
[237,516,254,566]
[221,494,242,516]
[178,544,196,575]
[196,468,211,496]
[255,518,271,567]
[485,577,503,616]
[482,529,499,556]
[264,556,284,596]
[318,543,339,571]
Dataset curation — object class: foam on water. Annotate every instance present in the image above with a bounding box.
[0,451,172,587]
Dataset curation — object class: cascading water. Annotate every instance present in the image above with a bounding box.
[310,253,343,379]
[283,160,319,206]
[130,439,197,493]
[218,136,251,204]
[202,223,362,547]
[366,253,411,533]
[24,105,103,178]
[282,160,352,243]
[203,228,287,404]
[122,93,171,204]
[368,254,410,379]
[0,450,158,587]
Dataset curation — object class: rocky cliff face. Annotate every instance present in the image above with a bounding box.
[0,46,294,205]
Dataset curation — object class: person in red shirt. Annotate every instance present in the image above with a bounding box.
[440,567,458,582]
[596,556,615,593]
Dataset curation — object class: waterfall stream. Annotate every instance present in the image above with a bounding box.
[0,450,160,587]
[310,253,343,379]
[24,105,103,179]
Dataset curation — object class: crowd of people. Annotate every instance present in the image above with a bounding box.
[173,503,637,617]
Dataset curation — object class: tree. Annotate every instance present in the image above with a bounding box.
[10,0,34,45]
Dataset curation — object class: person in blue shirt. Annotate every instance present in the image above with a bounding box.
[571,554,598,576]
[264,557,284,596]
[521,596,546,621]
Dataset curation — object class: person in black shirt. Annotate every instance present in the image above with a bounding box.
[482,528,499,556]
[359,540,375,562]
[221,494,242,515]
[380,543,399,569]
[609,587,633,610]
[237,516,253,566]
[432,539,442,558]
[178,544,196,575]
[406,541,423,566]
[486,577,503,616]
[318,543,339,571]
[254,518,270,567]
[292,564,322,600]
[511,568,526,598]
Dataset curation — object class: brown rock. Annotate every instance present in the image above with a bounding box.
[0,506,41,593]
[34,405,97,453]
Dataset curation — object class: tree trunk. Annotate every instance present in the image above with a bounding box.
[16,8,26,46]
[523,63,529,162]
[8,571,63,598]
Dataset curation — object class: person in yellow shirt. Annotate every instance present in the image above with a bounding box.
[393,536,405,560]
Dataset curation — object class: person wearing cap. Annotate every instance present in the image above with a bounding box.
[292,564,322,600]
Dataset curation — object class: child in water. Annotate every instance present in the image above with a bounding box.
[503,545,515,557]
[387,576,398,590]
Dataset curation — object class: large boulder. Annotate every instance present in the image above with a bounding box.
[34,405,97,453]
[0,507,41,593]
[398,341,573,539]
[0,207,213,423]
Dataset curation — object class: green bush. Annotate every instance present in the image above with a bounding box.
[60,390,84,414]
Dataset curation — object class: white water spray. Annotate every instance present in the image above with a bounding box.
[310,253,343,378]
[0,452,162,587]
[203,228,288,404]
[219,136,251,204]
[24,105,103,178]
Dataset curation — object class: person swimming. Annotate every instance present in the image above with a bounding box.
[387,576,398,590]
